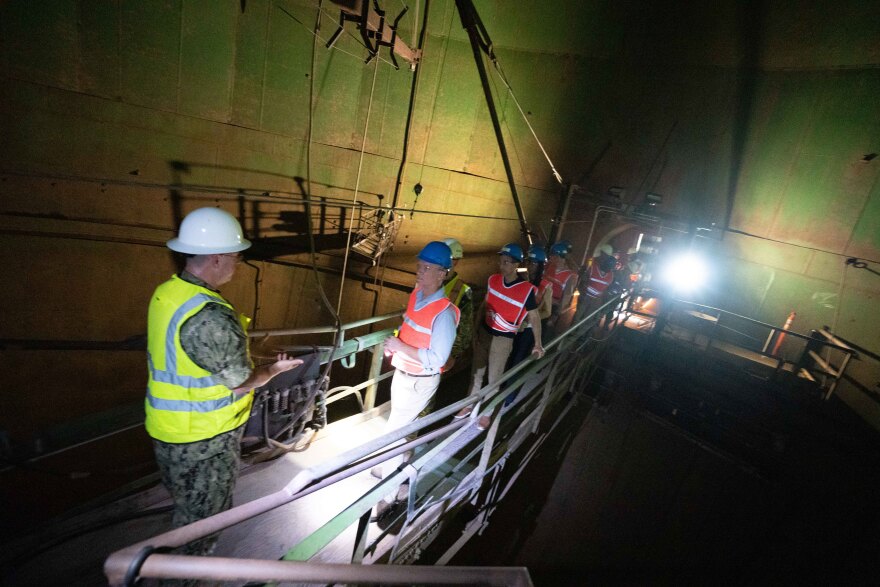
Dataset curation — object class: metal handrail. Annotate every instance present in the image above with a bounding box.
[104,295,623,585]
[135,555,533,586]
[670,299,853,352]
[665,298,858,399]
[248,310,403,339]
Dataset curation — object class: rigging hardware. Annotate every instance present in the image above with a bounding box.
[326,0,418,69]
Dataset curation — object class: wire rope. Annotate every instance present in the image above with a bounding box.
[415,0,455,186]
[489,54,564,185]
[335,57,382,317]
[305,1,342,334]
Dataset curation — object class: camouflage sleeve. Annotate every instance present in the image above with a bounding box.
[179,302,252,389]
[451,290,474,358]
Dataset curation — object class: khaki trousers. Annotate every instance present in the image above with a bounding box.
[469,326,514,396]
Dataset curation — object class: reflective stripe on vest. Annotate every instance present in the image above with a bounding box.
[586,263,614,297]
[485,274,535,333]
[145,275,253,443]
[544,267,575,302]
[392,288,460,374]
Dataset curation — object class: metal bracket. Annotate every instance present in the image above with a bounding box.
[327,0,411,70]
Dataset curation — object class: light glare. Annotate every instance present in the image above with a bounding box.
[663,252,709,292]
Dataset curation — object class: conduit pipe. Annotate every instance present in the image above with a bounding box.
[134,555,532,586]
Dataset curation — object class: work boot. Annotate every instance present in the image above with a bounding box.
[371,499,393,523]
[476,415,491,431]
[454,406,472,419]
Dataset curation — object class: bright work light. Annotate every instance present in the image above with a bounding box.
[662,252,709,293]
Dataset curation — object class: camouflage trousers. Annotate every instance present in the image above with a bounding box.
[153,426,244,558]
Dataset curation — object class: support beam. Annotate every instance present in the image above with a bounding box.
[455,0,532,244]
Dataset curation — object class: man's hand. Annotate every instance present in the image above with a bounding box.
[233,353,303,395]
[384,336,404,354]
[531,343,545,359]
[269,352,304,376]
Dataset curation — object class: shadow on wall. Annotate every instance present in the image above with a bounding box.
[165,161,389,262]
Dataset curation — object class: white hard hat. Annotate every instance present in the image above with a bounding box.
[442,237,464,260]
[167,207,252,254]
[596,243,613,257]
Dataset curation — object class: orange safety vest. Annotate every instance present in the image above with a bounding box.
[537,278,552,301]
[391,288,460,374]
[585,262,614,298]
[544,265,575,303]
[485,274,536,333]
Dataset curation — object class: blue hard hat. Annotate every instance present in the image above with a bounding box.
[498,242,524,262]
[527,244,547,263]
[549,242,568,258]
[558,239,573,253]
[417,241,453,269]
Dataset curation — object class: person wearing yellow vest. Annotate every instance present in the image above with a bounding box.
[455,243,544,430]
[441,237,473,371]
[147,207,302,556]
[376,241,460,521]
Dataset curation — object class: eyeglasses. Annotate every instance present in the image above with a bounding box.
[416,263,447,275]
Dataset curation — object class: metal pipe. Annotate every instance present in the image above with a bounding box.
[137,555,532,586]
[455,0,532,244]
[249,310,402,338]
[581,205,620,266]
[364,342,385,410]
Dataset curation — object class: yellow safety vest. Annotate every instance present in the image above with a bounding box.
[443,274,471,307]
[145,275,253,443]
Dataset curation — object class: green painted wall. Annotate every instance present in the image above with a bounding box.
[1,0,879,510]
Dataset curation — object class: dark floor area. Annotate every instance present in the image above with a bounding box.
[448,327,880,585]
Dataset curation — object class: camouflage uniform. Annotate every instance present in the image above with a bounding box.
[153,426,243,556]
[152,271,252,557]
[450,288,474,360]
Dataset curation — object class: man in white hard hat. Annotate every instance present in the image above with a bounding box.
[146,207,302,556]
[441,237,473,371]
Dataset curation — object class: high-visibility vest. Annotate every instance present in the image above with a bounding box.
[391,288,461,374]
[537,278,551,302]
[585,262,614,298]
[443,273,472,307]
[544,265,575,303]
[485,274,536,333]
[523,278,552,328]
[145,275,254,444]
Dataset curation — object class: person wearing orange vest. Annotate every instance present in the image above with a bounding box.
[147,207,302,556]
[455,243,544,430]
[505,244,553,373]
[376,241,460,520]
[574,243,616,324]
[544,242,577,334]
